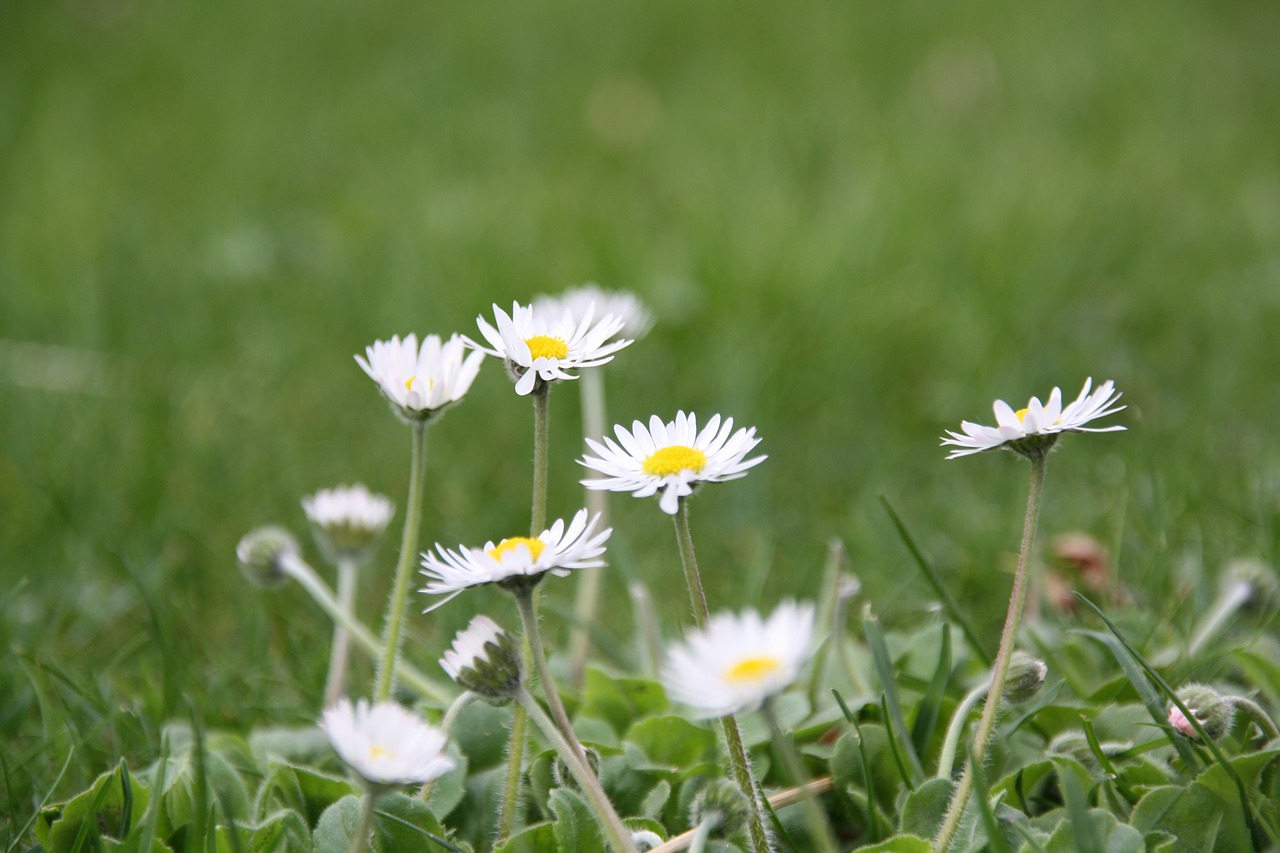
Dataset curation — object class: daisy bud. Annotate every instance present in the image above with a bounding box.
[1001,652,1048,705]
[303,484,395,564]
[439,616,523,703]
[691,778,751,841]
[631,830,665,851]
[552,746,602,792]
[236,526,300,588]
[1170,683,1235,741]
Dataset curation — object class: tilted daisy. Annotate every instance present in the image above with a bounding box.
[439,615,523,701]
[579,412,766,515]
[302,484,395,562]
[464,301,633,396]
[419,509,610,602]
[534,283,654,341]
[662,601,815,718]
[320,698,455,787]
[355,333,485,421]
[941,377,1125,460]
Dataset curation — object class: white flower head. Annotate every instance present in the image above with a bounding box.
[662,601,815,718]
[302,484,395,562]
[579,412,766,514]
[320,698,455,787]
[440,615,523,700]
[941,377,1125,460]
[534,283,653,341]
[355,333,484,422]
[419,509,610,603]
[464,301,633,396]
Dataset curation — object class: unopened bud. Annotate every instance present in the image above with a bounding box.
[553,746,601,792]
[1170,683,1235,741]
[691,778,751,841]
[631,830,664,852]
[236,526,300,588]
[439,616,522,703]
[1002,652,1048,705]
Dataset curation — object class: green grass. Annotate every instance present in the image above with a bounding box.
[2,0,1279,839]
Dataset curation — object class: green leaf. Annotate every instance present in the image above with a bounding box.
[312,795,361,853]
[899,777,954,840]
[832,724,899,825]
[549,788,605,853]
[625,716,716,768]
[1042,808,1144,853]
[580,669,668,737]
[35,763,152,853]
[423,747,469,820]
[862,609,924,783]
[449,701,513,771]
[1130,782,1252,853]
[492,823,558,853]
[639,779,671,820]
[910,625,952,761]
[373,792,450,851]
[854,832,931,852]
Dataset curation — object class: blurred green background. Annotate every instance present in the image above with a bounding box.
[3,0,1279,821]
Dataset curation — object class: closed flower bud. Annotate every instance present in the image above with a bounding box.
[631,830,664,852]
[439,616,523,703]
[1170,683,1235,741]
[553,746,602,792]
[236,526,300,588]
[691,778,752,841]
[1002,652,1048,705]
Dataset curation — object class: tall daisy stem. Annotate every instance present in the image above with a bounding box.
[350,788,378,853]
[517,687,639,853]
[374,420,429,702]
[324,556,358,706]
[569,370,609,688]
[531,383,551,534]
[673,498,773,853]
[935,683,989,780]
[763,700,838,853]
[514,585,587,758]
[933,454,1047,853]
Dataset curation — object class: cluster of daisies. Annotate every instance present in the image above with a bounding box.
[242,282,1128,848]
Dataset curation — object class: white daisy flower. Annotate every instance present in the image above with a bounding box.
[534,283,654,341]
[320,698,455,787]
[940,377,1125,460]
[464,302,633,396]
[662,601,815,718]
[302,484,395,561]
[355,333,485,421]
[440,615,523,699]
[419,509,610,601]
[579,412,766,515]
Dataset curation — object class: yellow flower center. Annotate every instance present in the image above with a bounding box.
[642,446,708,476]
[525,336,569,361]
[404,376,435,392]
[724,655,782,684]
[488,537,546,562]
[368,744,394,761]
[1015,407,1029,422]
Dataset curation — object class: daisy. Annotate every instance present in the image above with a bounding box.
[302,484,395,561]
[579,412,766,515]
[940,377,1125,460]
[439,615,523,700]
[662,601,815,718]
[419,509,610,600]
[464,301,633,396]
[355,333,484,421]
[320,698,455,787]
[534,283,653,341]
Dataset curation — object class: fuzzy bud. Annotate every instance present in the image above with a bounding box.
[1170,683,1235,741]
[691,778,751,841]
[552,746,601,792]
[1002,652,1048,705]
[631,830,664,852]
[440,616,522,703]
[236,526,300,588]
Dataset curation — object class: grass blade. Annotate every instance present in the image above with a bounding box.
[910,624,951,761]
[861,605,924,783]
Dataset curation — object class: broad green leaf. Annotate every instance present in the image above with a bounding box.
[312,795,361,853]
[35,763,152,853]
[854,832,930,852]
[373,792,450,851]
[549,788,605,853]
[832,724,900,818]
[626,716,716,768]
[1043,808,1143,853]
[580,669,668,737]
[449,701,513,771]
[493,823,558,853]
[1130,783,1252,853]
[424,747,469,820]
[899,777,954,840]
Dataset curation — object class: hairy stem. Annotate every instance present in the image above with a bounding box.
[324,557,358,706]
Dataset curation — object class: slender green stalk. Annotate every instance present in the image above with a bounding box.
[569,369,609,689]
[1234,697,1280,742]
[514,585,587,757]
[350,788,378,853]
[324,556,358,706]
[496,697,529,843]
[933,455,1047,853]
[419,691,477,802]
[936,683,989,779]
[531,383,550,534]
[688,821,714,853]
[673,498,772,853]
[517,687,639,853]
[763,700,838,853]
[280,553,447,702]
[374,421,429,702]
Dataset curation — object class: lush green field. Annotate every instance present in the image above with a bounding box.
[3,0,1279,843]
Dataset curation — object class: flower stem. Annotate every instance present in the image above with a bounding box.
[280,553,447,702]
[1234,697,1280,742]
[531,383,550,534]
[350,788,377,853]
[569,368,610,689]
[324,557,358,706]
[935,683,989,780]
[517,687,639,853]
[374,421,429,702]
[496,696,529,844]
[763,700,838,853]
[673,499,772,853]
[933,454,1047,853]
[514,585,586,758]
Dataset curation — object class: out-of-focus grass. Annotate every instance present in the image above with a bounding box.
[2,0,1279,826]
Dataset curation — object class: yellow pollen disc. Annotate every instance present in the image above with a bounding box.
[368,744,394,761]
[724,656,782,684]
[1015,407,1029,422]
[405,376,436,392]
[642,445,708,476]
[525,335,569,360]
[488,537,546,562]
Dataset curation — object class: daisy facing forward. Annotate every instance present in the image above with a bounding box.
[662,601,815,718]
[320,698,455,787]
[419,509,610,600]
[941,377,1125,460]
[465,301,633,396]
[579,412,766,515]
[303,484,395,563]
[355,333,484,422]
